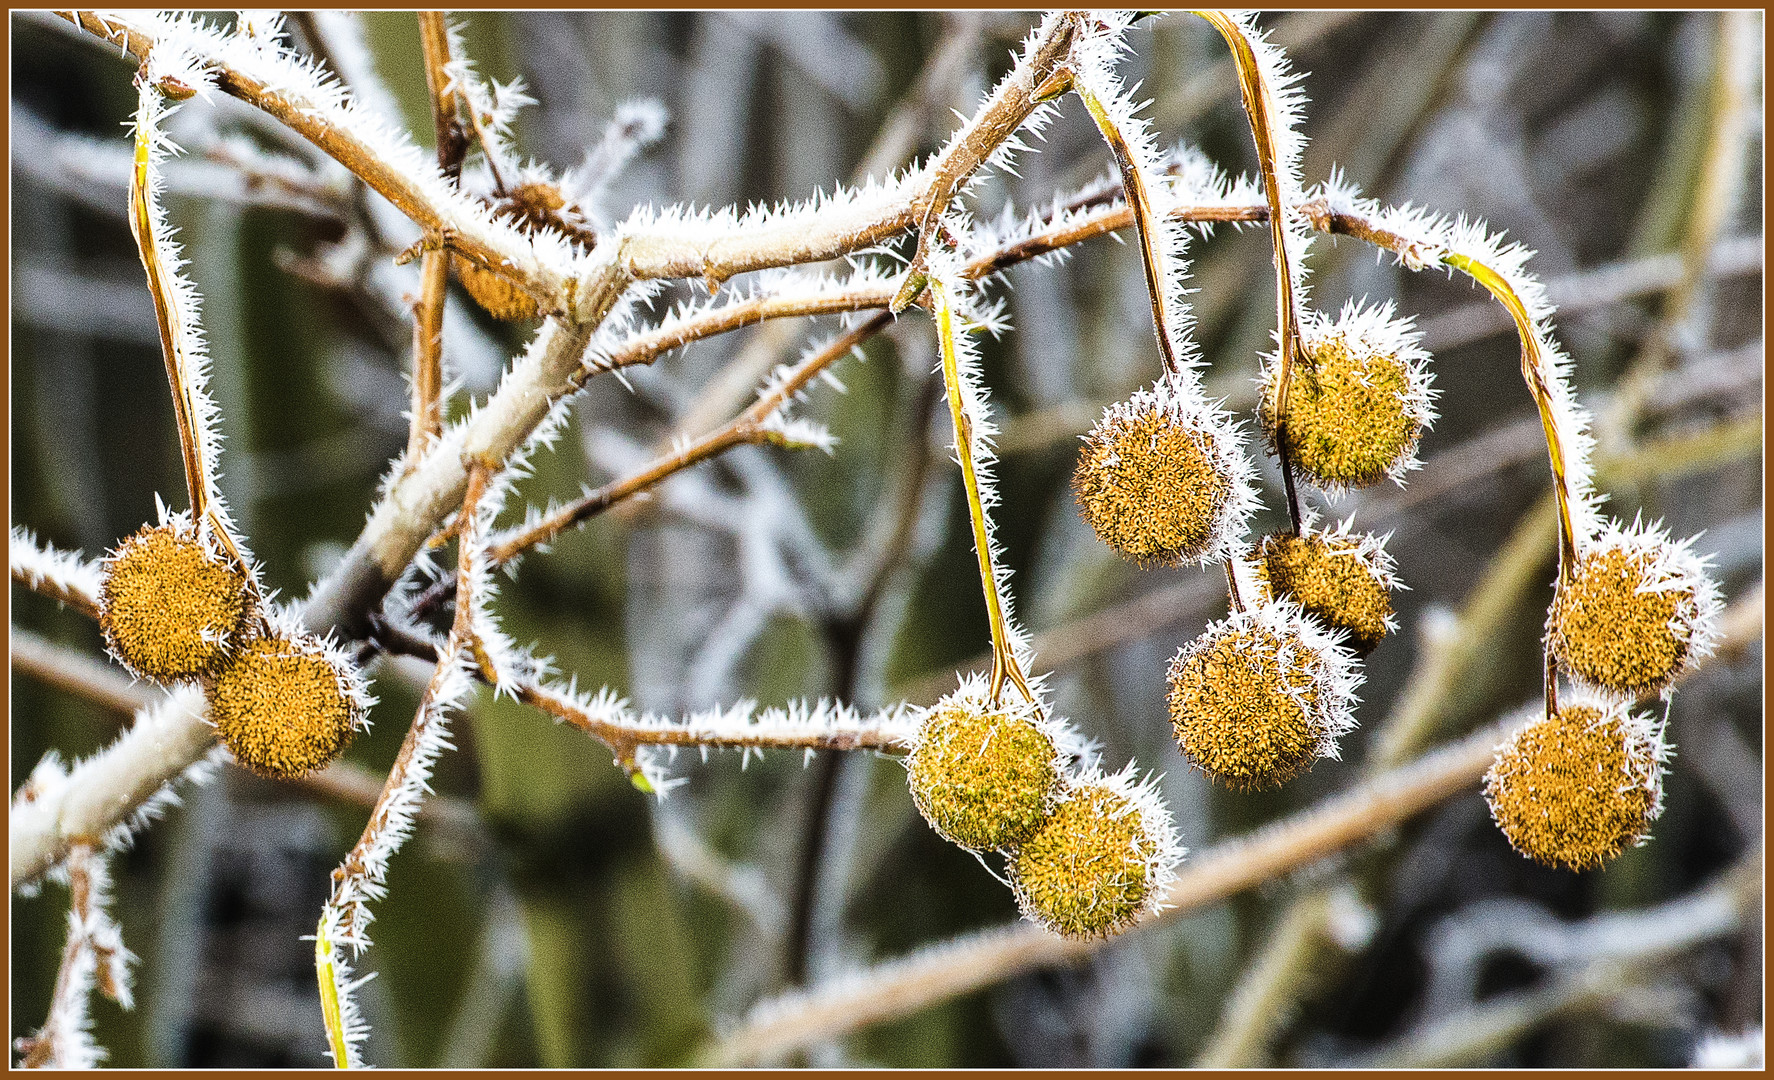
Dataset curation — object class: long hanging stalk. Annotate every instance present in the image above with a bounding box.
[1194,9,1307,534]
[1075,84,1187,388]
[930,274,1032,706]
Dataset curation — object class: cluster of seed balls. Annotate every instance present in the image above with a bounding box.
[905,691,1177,939]
[97,520,366,779]
[1072,312,1425,793]
[1484,525,1718,869]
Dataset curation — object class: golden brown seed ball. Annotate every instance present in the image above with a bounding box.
[1484,704,1660,871]
[1549,546,1689,698]
[1258,532,1394,655]
[209,636,361,779]
[99,523,252,682]
[1260,334,1423,491]
[1167,623,1323,791]
[455,256,539,322]
[1013,784,1155,939]
[907,699,1061,851]
[1073,399,1231,566]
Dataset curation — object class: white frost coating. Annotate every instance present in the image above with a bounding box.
[102,10,580,284]
[9,527,104,610]
[1570,514,1727,696]
[1317,171,1603,542]
[15,847,134,1069]
[1172,592,1365,763]
[1214,10,1317,313]
[9,684,223,888]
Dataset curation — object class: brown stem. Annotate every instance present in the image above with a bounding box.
[1195,10,1306,534]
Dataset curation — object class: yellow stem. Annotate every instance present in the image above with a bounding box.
[1440,253,1580,581]
[130,76,248,570]
[314,919,353,1069]
[932,278,1032,706]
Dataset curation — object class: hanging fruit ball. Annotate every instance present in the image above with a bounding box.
[1167,598,1361,791]
[906,690,1064,852]
[1484,698,1664,871]
[99,520,253,683]
[208,633,368,779]
[1011,770,1180,939]
[1073,381,1254,567]
[1548,521,1722,699]
[1260,300,1436,493]
[1257,526,1398,656]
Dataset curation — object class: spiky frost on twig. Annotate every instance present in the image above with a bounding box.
[312,466,493,1066]
[10,527,104,615]
[11,686,224,889]
[83,10,582,301]
[1317,172,1603,545]
[926,241,1042,700]
[1203,10,1317,313]
[13,846,133,1069]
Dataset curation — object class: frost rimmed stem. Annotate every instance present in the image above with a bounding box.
[127,73,252,572]
[315,463,490,1068]
[14,844,132,1069]
[403,11,462,463]
[931,272,1032,706]
[1074,83,1187,385]
[1195,9,1311,534]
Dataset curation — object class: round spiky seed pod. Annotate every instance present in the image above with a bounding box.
[98,519,254,683]
[208,633,369,779]
[1483,696,1665,871]
[1260,300,1436,494]
[906,689,1066,852]
[455,256,539,322]
[1011,766,1181,939]
[1166,597,1361,791]
[1548,517,1724,699]
[1073,380,1257,567]
[1256,522,1400,656]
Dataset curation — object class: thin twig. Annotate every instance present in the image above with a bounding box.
[404,11,464,463]
[491,314,890,564]
[14,843,131,1069]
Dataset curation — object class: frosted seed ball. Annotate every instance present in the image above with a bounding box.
[1258,531,1395,656]
[455,256,539,322]
[906,697,1061,851]
[1073,393,1236,567]
[1166,604,1359,791]
[1549,546,1689,698]
[209,635,362,779]
[99,522,252,683]
[1012,784,1157,939]
[1260,331,1427,492]
[1484,702,1661,871]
